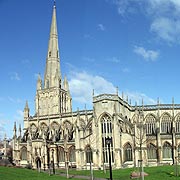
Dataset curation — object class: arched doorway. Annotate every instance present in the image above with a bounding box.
[36,157,41,169]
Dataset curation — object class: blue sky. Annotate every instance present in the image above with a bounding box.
[1,0,180,139]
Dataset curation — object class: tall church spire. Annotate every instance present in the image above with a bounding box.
[44,3,61,88]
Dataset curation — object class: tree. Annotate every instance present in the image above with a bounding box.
[133,109,151,180]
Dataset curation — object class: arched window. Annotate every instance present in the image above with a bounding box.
[51,122,59,130]
[58,147,65,162]
[101,114,114,163]
[176,116,180,133]
[30,124,37,138]
[161,114,172,133]
[69,146,76,162]
[85,145,93,163]
[147,143,157,159]
[163,142,172,159]
[145,114,156,135]
[124,143,132,162]
[21,147,27,160]
[41,123,48,131]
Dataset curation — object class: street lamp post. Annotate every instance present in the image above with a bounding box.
[105,137,113,180]
[51,149,55,174]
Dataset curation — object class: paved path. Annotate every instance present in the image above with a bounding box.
[59,173,108,180]
[41,169,108,180]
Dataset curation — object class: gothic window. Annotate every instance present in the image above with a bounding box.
[87,120,92,135]
[34,147,37,156]
[124,143,132,162]
[41,123,48,133]
[85,145,93,163]
[21,147,27,160]
[80,119,86,130]
[51,122,59,133]
[101,114,114,163]
[145,114,156,135]
[147,143,157,159]
[58,147,65,162]
[30,124,37,138]
[57,50,59,58]
[161,114,172,134]
[69,146,76,162]
[163,142,172,159]
[63,121,73,141]
[176,116,180,133]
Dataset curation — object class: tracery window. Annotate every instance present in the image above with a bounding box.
[30,124,37,138]
[147,143,157,159]
[163,142,172,159]
[21,147,27,160]
[51,122,59,135]
[145,114,156,135]
[101,114,114,163]
[69,146,76,162]
[41,123,48,133]
[80,119,86,130]
[85,145,93,163]
[124,143,132,162]
[58,147,65,162]
[176,116,180,133]
[161,114,172,133]
[87,120,92,135]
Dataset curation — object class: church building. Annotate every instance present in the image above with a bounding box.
[12,3,180,170]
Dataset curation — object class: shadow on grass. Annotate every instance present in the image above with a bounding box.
[161,171,177,178]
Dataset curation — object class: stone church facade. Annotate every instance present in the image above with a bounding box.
[12,4,180,170]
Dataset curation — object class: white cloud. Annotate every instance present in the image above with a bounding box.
[110,0,143,15]
[110,0,180,44]
[68,71,116,105]
[151,17,180,43]
[134,46,159,61]
[126,91,157,105]
[10,72,20,81]
[68,70,156,108]
[97,24,106,31]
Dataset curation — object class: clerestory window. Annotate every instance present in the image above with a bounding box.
[101,114,114,163]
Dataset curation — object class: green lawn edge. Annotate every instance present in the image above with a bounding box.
[1,165,180,180]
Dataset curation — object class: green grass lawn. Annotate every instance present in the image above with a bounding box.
[0,166,82,180]
[58,165,180,180]
[1,165,180,180]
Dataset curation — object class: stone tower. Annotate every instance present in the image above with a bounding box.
[34,4,72,117]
